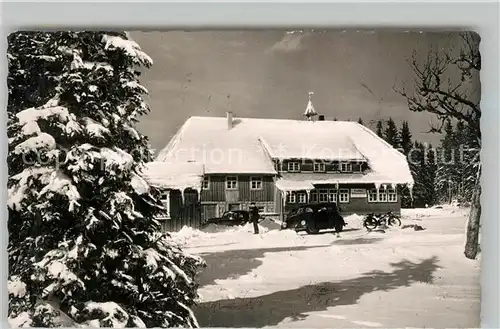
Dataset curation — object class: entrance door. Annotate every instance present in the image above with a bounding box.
[202,204,217,221]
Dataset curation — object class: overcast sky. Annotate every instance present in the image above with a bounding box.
[130,30,478,154]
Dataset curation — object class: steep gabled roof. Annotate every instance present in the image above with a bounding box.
[156,116,413,186]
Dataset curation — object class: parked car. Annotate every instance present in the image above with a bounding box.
[201,210,251,227]
[282,202,346,234]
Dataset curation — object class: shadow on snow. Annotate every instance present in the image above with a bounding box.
[194,256,440,328]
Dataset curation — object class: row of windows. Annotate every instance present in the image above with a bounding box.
[368,188,398,202]
[286,188,398,204]
[287,189,351,204]
[202,176,263,190]
[202,176,397,203]
[286,161,363,173]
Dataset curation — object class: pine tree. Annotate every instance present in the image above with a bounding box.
[406,141,421,207]
[333,117,338,121]
[455,121,480,204]
[7,31,204,328]
[422,143,437,206]
[357,117,364,125]
[435,119,459,203]
[376,120,384,138]
[384,117,400,148]
[399,121,413,156]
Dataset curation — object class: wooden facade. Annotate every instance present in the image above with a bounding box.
[199,174,275,220]
[278,184,402,216]
[200,174,274,202]
[157,171,403,231]
[159,188,202,232]
[275,159,369,174]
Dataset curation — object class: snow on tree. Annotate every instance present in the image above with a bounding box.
[7,31,205,328]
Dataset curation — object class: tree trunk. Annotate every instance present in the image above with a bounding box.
[464,183,481,259]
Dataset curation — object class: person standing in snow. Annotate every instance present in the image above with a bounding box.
[249,202,260,234]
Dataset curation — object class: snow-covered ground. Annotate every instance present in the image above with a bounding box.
[172,206,480,328]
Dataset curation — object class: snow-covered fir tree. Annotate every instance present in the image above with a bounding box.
[7,31,205,328]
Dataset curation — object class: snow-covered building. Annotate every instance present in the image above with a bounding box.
[141,162,204,230]
[154,96,413,223]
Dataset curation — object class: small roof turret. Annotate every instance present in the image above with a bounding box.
[303,91,318,121]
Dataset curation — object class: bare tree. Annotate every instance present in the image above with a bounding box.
[397,32,481,260]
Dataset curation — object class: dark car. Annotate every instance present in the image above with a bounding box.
[282,202,346,234]
[201,210,250,227]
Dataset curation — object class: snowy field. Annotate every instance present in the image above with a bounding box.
[172,206,480,328]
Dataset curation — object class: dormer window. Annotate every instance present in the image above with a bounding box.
[340,162,352,172]
[313,162,326,172]
[287,162,301,172]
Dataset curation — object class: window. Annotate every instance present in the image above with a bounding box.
[367,188,397,202]
[387,188,398,202]
[287,193,296,203]
[250,176,263,190]
[298,193,307,203]
[313,162,326,172]
[378,188,388,202]
[318,189,329,202]
[368,189,378,202]
[340,162,352,172]
[287,162,301,172]
[328,189,337,202]
[202,176,210,190]
[338,189,350,203]
[310,191,318,202]
[159,191,171,218]
[226,176,238,190]
[352,163,361,172]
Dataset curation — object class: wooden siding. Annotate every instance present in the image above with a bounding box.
[200,175,226,202]
[160,189,202,232]
[283,184,402,215]
[201,174,274,202]
[239,175,274,201]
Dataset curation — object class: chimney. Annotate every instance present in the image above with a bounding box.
[226,111,233,130]
[318,115,325,121]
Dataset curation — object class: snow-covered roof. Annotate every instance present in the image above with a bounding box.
[140,161,204,192]
[275,179,315,192]
[156,116,413,187]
